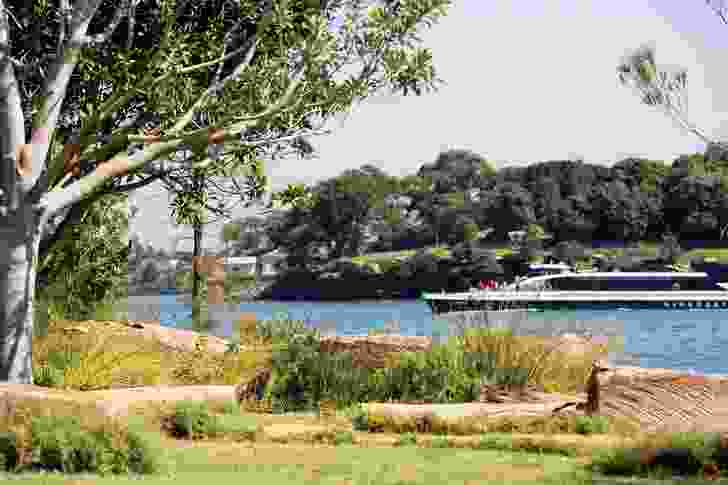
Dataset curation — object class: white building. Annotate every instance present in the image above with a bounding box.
[224,256,258,275]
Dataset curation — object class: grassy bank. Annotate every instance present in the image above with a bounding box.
[20,262,728,481]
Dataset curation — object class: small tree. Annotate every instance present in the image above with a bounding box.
[657,233,683,266]
[551,240,588,267]
[221,222,241,255]
[462,222,480,242]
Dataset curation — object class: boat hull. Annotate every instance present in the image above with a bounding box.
[422,291,728,314]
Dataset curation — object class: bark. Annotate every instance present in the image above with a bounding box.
[0,205,42,382]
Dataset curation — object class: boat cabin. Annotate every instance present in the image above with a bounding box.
[526,263,574,276]
[510,272,726,292]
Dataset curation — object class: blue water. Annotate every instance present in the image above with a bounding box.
[124,291,728,376]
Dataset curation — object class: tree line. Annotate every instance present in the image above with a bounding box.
[221,146,728,275]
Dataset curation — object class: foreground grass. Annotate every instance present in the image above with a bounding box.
[5,395,726,484]
[1,442,590,484]
[0,395,597,484]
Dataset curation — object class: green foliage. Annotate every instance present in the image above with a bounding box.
[26,0,454,318]
[431,435,451,448]
[462,222,480,241]
[165,400,222,440]
[25,414,158,475]
[221,222,242,250]
[444,191,467,209]
[36,192,130,322]
[551,240,588,266]
[573,415,610,435]
[396,432,418,446]
[333,430,355,446]
[32,364,65,388]
[526,223,546,241]
[479,159,496,178]
[0,431,18,472]
[349,404,369,432]
[428,247,451,258]
[383,206,403,225]
[263,320,541,413]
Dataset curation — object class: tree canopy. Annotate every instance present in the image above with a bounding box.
[0,0,454,382]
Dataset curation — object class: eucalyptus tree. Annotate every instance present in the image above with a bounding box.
[0,0,452,382]
[616,1,728,238]
[23,0,273,328]
[616,1,728,149]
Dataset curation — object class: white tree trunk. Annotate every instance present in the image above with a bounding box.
[0,205,42,383]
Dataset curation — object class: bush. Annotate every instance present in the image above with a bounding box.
[574,415,610,435]
[24,413,158,475]
[333,431,355,446]
[396,432,417,447]
[0,431,18,472]
[349,405,369,432]
[32,365,65,388]
[35,192,130,323]
[163,400,221,440]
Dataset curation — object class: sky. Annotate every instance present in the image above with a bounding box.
[129,0,728,254]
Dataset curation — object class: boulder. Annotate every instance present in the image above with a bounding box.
[317,335,433,369]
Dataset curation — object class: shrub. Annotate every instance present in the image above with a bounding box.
[0,431,19,472]
[430,435,451,448]
[32,323,163,391]
[574,415,610,435]
[349,404,369,432]
[32,365,64,388]
[396,432,417,447]
[163,400,221,440]
[333,431,355,446]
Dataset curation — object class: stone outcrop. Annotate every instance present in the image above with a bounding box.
[317,335,434,369]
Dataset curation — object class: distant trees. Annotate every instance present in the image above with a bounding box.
[265,142,728,277]
[551,241,589,267]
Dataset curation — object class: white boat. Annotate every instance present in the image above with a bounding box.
[422,271,728,314]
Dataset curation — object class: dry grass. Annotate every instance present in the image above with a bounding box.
[448,326,609,394]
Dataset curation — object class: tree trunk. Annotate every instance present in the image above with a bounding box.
[192,219,203,326]
[192,170,204,326]
[0,207,42,383]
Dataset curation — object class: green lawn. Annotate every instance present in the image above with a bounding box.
[3,439,591,485]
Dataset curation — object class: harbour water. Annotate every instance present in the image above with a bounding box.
[116,291,728,376]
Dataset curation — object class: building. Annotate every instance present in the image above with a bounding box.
[224,256,257,275]
[257,249,287,277]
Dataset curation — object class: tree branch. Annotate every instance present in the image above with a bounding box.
[76,0,129,47]
[169,34,259,134]
[169,0,276,134]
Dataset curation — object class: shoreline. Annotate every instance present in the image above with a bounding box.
[83,317,728,384]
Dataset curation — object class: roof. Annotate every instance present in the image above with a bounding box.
[224,257,257,264]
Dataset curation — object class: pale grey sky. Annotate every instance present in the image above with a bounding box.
[129,0,728,254]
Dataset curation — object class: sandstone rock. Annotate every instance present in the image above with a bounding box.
[317,335,433,369]
[234,367,272,404]
[62,325,89,334]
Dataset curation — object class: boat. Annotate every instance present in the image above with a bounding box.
[421,271,728,313]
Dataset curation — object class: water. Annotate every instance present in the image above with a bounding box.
[117,291,728,376]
